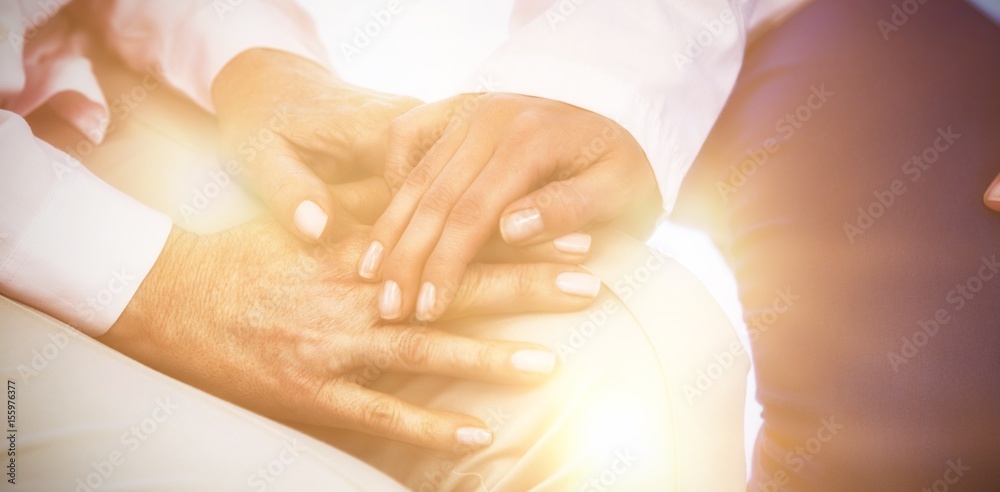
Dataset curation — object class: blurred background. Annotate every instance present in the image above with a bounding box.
[297,0,764,470]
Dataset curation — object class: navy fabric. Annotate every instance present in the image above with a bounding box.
[674,0,1000,489]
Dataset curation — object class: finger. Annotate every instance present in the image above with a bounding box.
[443,263,601,320]
[366,324,558,383]
[383,98,466,194]
[377,128,502,321]
[498,160,638,246]
[415,134,553,321]
[985,173,1000,212]
[319,383,495,451]
[473,233,592,264]
[327,176,391,225]
[357,115,470,282]
[237,137,335,243]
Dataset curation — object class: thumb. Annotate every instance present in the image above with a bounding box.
[985,173,1000,212]
[238,138,336,243]
[498,165,628,246]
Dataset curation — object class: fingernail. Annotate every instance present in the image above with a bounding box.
[416,282,436,321]
[553,233,592,255]
[379,280,401,319]
[500,208,544,243]
[455,427,492,447]
[294,200,328,240]
[988,184,1000,203]
[556,272,601,298]
[358,241,385,279]
[511,349,556,375]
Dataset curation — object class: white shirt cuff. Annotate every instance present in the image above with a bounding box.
[166,1,331,112]
[0,113,171,336]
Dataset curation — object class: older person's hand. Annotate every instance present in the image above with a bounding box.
[211,48,421,242]
[100,215,597,451]
[358,93,662,321]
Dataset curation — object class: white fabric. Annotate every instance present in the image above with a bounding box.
[468,0,1000,212]
[0,0,329,336]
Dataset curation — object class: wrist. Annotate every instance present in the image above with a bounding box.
[100,225,198,354]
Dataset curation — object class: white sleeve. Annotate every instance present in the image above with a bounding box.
[77,0,331,112]
[0,111,171,337]
[464,0,765,212]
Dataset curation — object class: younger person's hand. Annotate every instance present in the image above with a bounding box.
[358,93,662,322]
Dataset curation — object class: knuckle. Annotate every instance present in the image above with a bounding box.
[418,187,457,217]
[423,251,454,274]
[403,161,435,190]
[557,182,593,225]
[387,114,415,139]
[361,396,401,435]
[395,327,433,367]
[448,197,486,229]
[514,109,546,131]
[265,178,301,210]
[383,247,420,276]
[471,342,498,374]
[511,264,538,298]
[470,343,496,373]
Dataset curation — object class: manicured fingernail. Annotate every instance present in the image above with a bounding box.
[511,349,556,375]
[553,233,591,255]
[500,208,544,243]
[455,427,492,447]
[294,200,327,240]
[416,282,436,321]
[556,272,601,298]
[358,241,384,279]
[379,280,401,319]
[988,184,1000,202]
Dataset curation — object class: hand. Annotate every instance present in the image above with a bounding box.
[986,173,1000,212]
[358,93,661,321]
[100,217,598,451]
[212,48,421,242]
